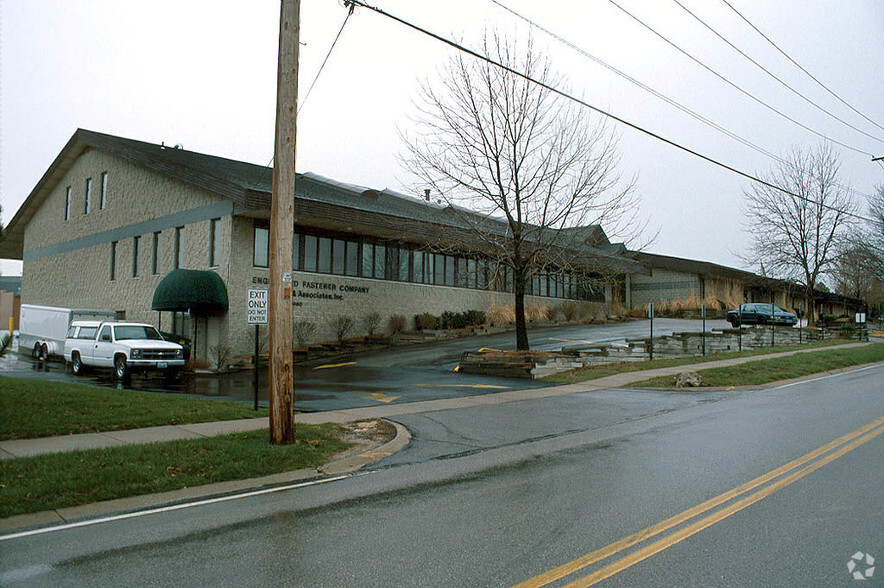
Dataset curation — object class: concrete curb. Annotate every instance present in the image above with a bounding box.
[0,418,411,534]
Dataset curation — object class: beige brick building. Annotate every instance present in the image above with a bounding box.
[0,129,644,361]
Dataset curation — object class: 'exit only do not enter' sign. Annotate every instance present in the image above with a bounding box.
[247,289,269,324]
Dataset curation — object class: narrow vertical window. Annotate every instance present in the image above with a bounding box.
[99,172,108,210]
[64,186,72,221]
[209,218,221,267]
[398,246,410,281]
[434,253,445,285]
[304,235,318,272]
[292,232,302,270]
[317,237,332,273]
[254,225,269,268]
[456,257,467,288]
[374,244,386,279]
[84,178,93,214]
[174,226,183,269]
[345,240,358,276]
[132,236,141,277]
[332,239,345,275]
[361,242,374,278]
[110,241,117,281]
[152,231,162,275]
[412,249,423,283]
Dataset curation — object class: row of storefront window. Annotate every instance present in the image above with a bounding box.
[253,225,604,301]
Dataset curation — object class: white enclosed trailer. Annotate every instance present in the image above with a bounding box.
[19,304,116,359]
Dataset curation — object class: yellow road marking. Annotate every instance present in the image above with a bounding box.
[549,338,596,345]
[417,384,511,390]
[361,392,398,404]
[478,348,503,353]
[515,416,884,588]
[313,361,357,370]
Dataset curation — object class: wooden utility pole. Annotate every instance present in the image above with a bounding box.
[269,0,300,445]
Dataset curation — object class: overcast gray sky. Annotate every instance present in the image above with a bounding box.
[2,0,882,279]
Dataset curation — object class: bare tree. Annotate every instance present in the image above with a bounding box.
[868,185,884,280]
[831,233,882,302]
[402,32,643,350]
[744,143,856,325]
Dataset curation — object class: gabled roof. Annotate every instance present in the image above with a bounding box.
[0,129,644,274]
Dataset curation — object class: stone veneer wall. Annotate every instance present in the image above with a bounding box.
[21,149,232,357]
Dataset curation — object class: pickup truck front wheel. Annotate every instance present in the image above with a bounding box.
[114,355,129,380]
[71,352,84,375]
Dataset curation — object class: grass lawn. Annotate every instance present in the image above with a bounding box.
[543,339,849,384]
[0,426,350,518]
[628,344,884,389]
[0,377,268,440]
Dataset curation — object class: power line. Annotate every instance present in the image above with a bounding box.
[672,0,884,145]
[720,0,884,136]
[299,4,355,114]
[490,0,781,163]
[342,0,873,223]
[490,0,872,202]
[606,0,875,158]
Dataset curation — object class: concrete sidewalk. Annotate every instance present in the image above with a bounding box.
[2,341,875,460]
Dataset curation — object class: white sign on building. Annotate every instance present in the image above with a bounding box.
[247,289,269,325]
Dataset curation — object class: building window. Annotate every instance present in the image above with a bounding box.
[304,235,318,272]
[332,239,345,275]
[293,232,302,270]
[254,225,269,268]
[64,186,72,221]
[209,218,221,267]
[317,237,332,273]
[152,231,161,275]
[132,236,141,277]
[99,172,108,210]
[361,242,374,278]
[374,244,386,279]
[84,178,93,214]
[398,246,410,281]
[174,226,183,269]
[345,241,358,276]
[110,241,117,281]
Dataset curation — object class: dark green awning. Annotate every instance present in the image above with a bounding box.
[152,269,229,314]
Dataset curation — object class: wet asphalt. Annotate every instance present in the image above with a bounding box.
[0,318,732,411]
[3,358,880,587]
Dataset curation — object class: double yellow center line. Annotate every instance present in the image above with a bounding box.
[515,415,884,588]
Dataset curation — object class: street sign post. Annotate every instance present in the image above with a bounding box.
[247,288,269,410]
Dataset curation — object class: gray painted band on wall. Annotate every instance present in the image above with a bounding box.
[24,201,235,261]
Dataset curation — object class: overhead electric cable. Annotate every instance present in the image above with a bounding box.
[299,5,355,114]
[343,0,871,223]
[490,0,872,202]
[720,0,884,135]
[490,2,781,165]
[606,0,875,158]
[672,0,884,144]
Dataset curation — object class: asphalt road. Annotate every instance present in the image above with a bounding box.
[2,358,881,587]
[0,318,732,411]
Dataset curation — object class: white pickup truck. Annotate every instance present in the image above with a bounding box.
[64,321,186,379]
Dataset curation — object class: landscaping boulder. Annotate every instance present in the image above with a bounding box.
[675,371,703,388]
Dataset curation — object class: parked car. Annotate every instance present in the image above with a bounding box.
[64,321,185,379]
[727,304,798,327]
